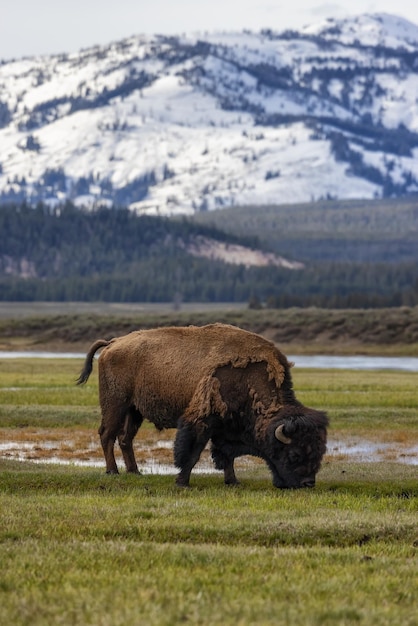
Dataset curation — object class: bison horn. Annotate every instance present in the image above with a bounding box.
[275,424,292,445]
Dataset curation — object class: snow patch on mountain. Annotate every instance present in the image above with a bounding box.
[1,13,418,214]
[184,236,305,268]
[303,13,418,49]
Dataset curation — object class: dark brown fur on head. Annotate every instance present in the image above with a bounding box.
[265,406,328,488]
[210,404,328,489]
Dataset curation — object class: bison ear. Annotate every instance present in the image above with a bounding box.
[275,424,292,445]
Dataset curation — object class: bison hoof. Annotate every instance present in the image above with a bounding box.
[126,469,141,475]
[225,479,240,486]
[175,478,191,488]
[106,469,119,475]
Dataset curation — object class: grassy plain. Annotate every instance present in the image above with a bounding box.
[0,354,417,625]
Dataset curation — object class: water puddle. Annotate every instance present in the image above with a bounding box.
[327,437,418,465]
[0,435,416,470]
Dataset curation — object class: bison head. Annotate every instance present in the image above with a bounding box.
[266,406,328,489]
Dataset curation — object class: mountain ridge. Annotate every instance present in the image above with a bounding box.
[1,12,418,213]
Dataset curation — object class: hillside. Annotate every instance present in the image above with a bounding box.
[1,200,417,307]
[0,202,306,303]
[1,13,418,212]
[190,196,418,263]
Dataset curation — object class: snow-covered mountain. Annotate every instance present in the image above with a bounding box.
[1,12,418,215]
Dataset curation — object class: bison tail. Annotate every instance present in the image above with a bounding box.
[76,339,110,385]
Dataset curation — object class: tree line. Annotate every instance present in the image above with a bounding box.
[0,202,417,307]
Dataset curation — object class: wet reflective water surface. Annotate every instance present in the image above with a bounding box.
[2,351,418,371]
[1,434,417,472]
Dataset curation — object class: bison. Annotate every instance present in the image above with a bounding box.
[77,323,328,488]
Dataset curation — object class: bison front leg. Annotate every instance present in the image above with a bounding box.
[211,442,239,485]
[174,419,212,487]
[117,408,143,474]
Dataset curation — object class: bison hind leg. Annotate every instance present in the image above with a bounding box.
[118,407,143,474]
[98,419,120,475]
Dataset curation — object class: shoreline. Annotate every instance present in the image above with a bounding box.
[2,350,418,371]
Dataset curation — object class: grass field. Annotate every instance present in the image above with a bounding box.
[0,356,417,625]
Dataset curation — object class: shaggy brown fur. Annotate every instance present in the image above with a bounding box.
[77,323,328,487]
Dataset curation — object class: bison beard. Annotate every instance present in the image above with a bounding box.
[77,323,328,488]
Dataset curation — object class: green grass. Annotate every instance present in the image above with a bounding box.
[0,356,417,625]
[0,358,99,427]
[2,358,418,433]
[0,462,417,626]
[293,369,418,436]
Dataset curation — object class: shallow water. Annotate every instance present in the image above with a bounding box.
[0,351,87,359]
[2,351,418,371]
[326,437,418,465]
[1,436,417,470]
[290,354,418,372]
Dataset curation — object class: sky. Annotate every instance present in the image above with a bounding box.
[2,0,418,60]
